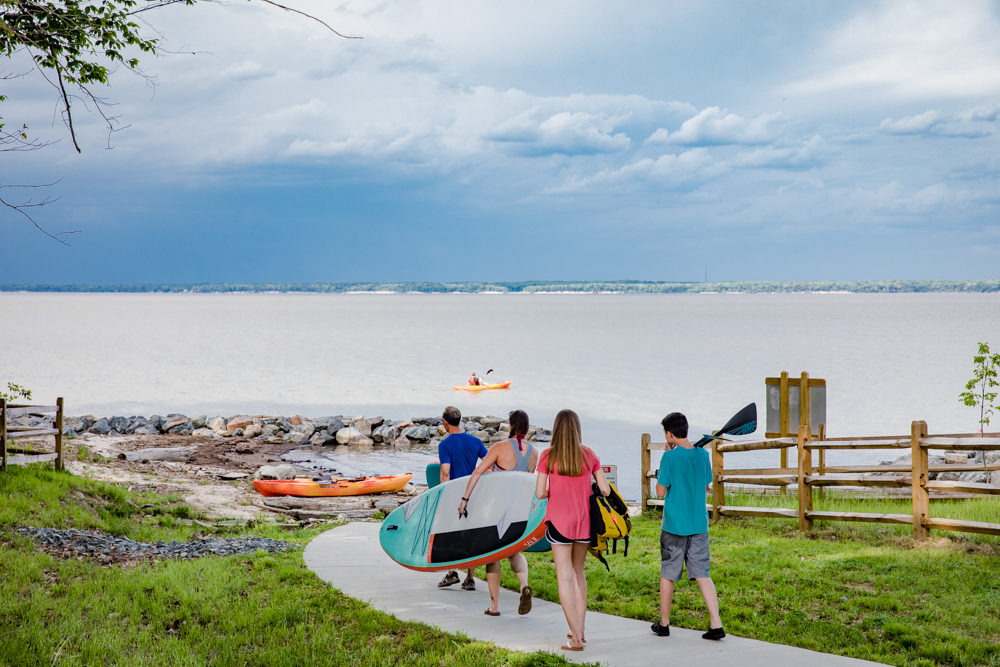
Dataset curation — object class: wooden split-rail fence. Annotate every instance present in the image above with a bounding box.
[0,398,65,471]
[640,422,1000,539]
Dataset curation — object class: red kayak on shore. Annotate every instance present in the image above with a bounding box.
[253,474,413,497]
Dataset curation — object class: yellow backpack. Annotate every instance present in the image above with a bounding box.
[589,482,631,571]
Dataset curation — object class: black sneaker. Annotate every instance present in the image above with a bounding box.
[703,627,726,640]
[651,622,670,636]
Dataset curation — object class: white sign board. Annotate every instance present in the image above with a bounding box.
[601,464,617,489]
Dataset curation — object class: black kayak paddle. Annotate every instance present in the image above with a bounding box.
[692,403,758,448]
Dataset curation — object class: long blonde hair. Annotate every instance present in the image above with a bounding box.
[544,409,583,476]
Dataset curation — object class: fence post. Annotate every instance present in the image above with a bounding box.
[1,398,6,471]
[797,425,813,532]
[816,423,826,499]
[640,433,651,513]
[55,397,64,472]
[911,420,930,540]
[779,371,789,494]
[711,437,725,520]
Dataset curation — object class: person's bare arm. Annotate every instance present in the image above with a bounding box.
[593,466,611,497]
[528,446,539,473]
[440,463,450,483]
[656,483,667,497]
[535,469,549,499]
[458,448,500,514]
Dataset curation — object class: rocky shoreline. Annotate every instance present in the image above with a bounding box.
[48,413,551,449]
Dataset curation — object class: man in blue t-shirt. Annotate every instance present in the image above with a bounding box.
[651,412,725,641]
[437,405,488,591]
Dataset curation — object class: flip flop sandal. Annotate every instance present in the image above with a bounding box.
[461,578,476,591]
[484,609,500,616]
[438,572,460,588]
[561,644,584,651]
[518,586,533,615]
[566,633,586,643]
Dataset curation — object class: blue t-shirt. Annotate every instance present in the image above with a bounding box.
[438,432,489,480]
[657,446,713,536]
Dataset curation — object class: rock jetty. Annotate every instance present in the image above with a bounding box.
[42,413,552,448]
[17,526,298,564]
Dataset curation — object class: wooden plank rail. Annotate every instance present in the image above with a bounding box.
[638,419,1000,541]
[715,438,795,453]
[1,398,63,471]
[806,511,913,525]
[920,438,1000,450]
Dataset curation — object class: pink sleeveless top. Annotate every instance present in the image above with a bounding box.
[538,446,600,541]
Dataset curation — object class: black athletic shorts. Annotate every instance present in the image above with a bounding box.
[545,521,590,546]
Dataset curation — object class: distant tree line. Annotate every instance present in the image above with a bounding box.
[2,280,1000,294]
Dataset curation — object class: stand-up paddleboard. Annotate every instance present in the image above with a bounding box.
[381,472,546,571]
[453,381,511,393]
[424,463,551,551]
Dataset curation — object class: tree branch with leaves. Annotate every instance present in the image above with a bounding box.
[959,341,1000,435]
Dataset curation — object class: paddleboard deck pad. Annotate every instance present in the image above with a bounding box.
[380,472,546,571]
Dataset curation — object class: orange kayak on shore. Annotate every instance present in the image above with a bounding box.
[453,381,512,392]
[253,474,413,497]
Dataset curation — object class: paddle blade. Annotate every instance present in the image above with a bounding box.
[718,402,757,437]
[693,403,757,448]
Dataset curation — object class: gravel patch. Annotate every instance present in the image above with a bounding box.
[16,527,299,564]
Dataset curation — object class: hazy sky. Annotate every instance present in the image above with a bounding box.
[3,0,1000,283]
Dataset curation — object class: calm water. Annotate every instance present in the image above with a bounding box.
[2,292,998,499]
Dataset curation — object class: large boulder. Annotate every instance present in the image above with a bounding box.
[369,416,385,429]
[109,416,130,433]
[89,418,112,435]
[207,416,227,432]
[401,425,431,442]
[161,416,189,432]
[392,435,412,448]
[482,416,503,428]
[372,424,398,444]
[463,421,480,433]
[125,416,148,434]
[262,424,281,437]
[292,421,316,438]
[147,415,165,431]
[336,427,373,446]
[191,415,208,429]
[413,417,443,427]
[350,418,372,437]
[134,425,161,435]
[244,423,264,439]
[283,431,310,445]
[192,427,220,439]
[944,452,968,465]
[227,415,256,432]
[167,420,194,436]
[310,431,335,446]
[470,430,491,443]
[255,464,296,480]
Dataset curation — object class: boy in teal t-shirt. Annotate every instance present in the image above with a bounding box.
[651,412,725,640]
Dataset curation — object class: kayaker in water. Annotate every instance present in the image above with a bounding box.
[458,409,539,616]
[438,405,489,591]
[469,372,482,386]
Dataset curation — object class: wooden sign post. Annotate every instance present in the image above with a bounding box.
[765,372,826,492]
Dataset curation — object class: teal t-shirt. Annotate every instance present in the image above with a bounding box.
[657,446,713,536]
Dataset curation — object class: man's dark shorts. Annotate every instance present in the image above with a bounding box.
[660,531,710,581]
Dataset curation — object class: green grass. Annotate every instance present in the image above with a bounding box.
[500,503,1000,667]
[1,466,584,667]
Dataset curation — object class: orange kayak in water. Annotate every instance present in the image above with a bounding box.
[253,474,413,497]
[453,381,512,392]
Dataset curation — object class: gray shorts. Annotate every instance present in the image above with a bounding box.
[660,531,711,581]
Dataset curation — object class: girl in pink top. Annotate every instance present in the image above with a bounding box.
[535,409,610,652]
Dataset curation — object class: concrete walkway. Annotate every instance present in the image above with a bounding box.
[304,523,887,667]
